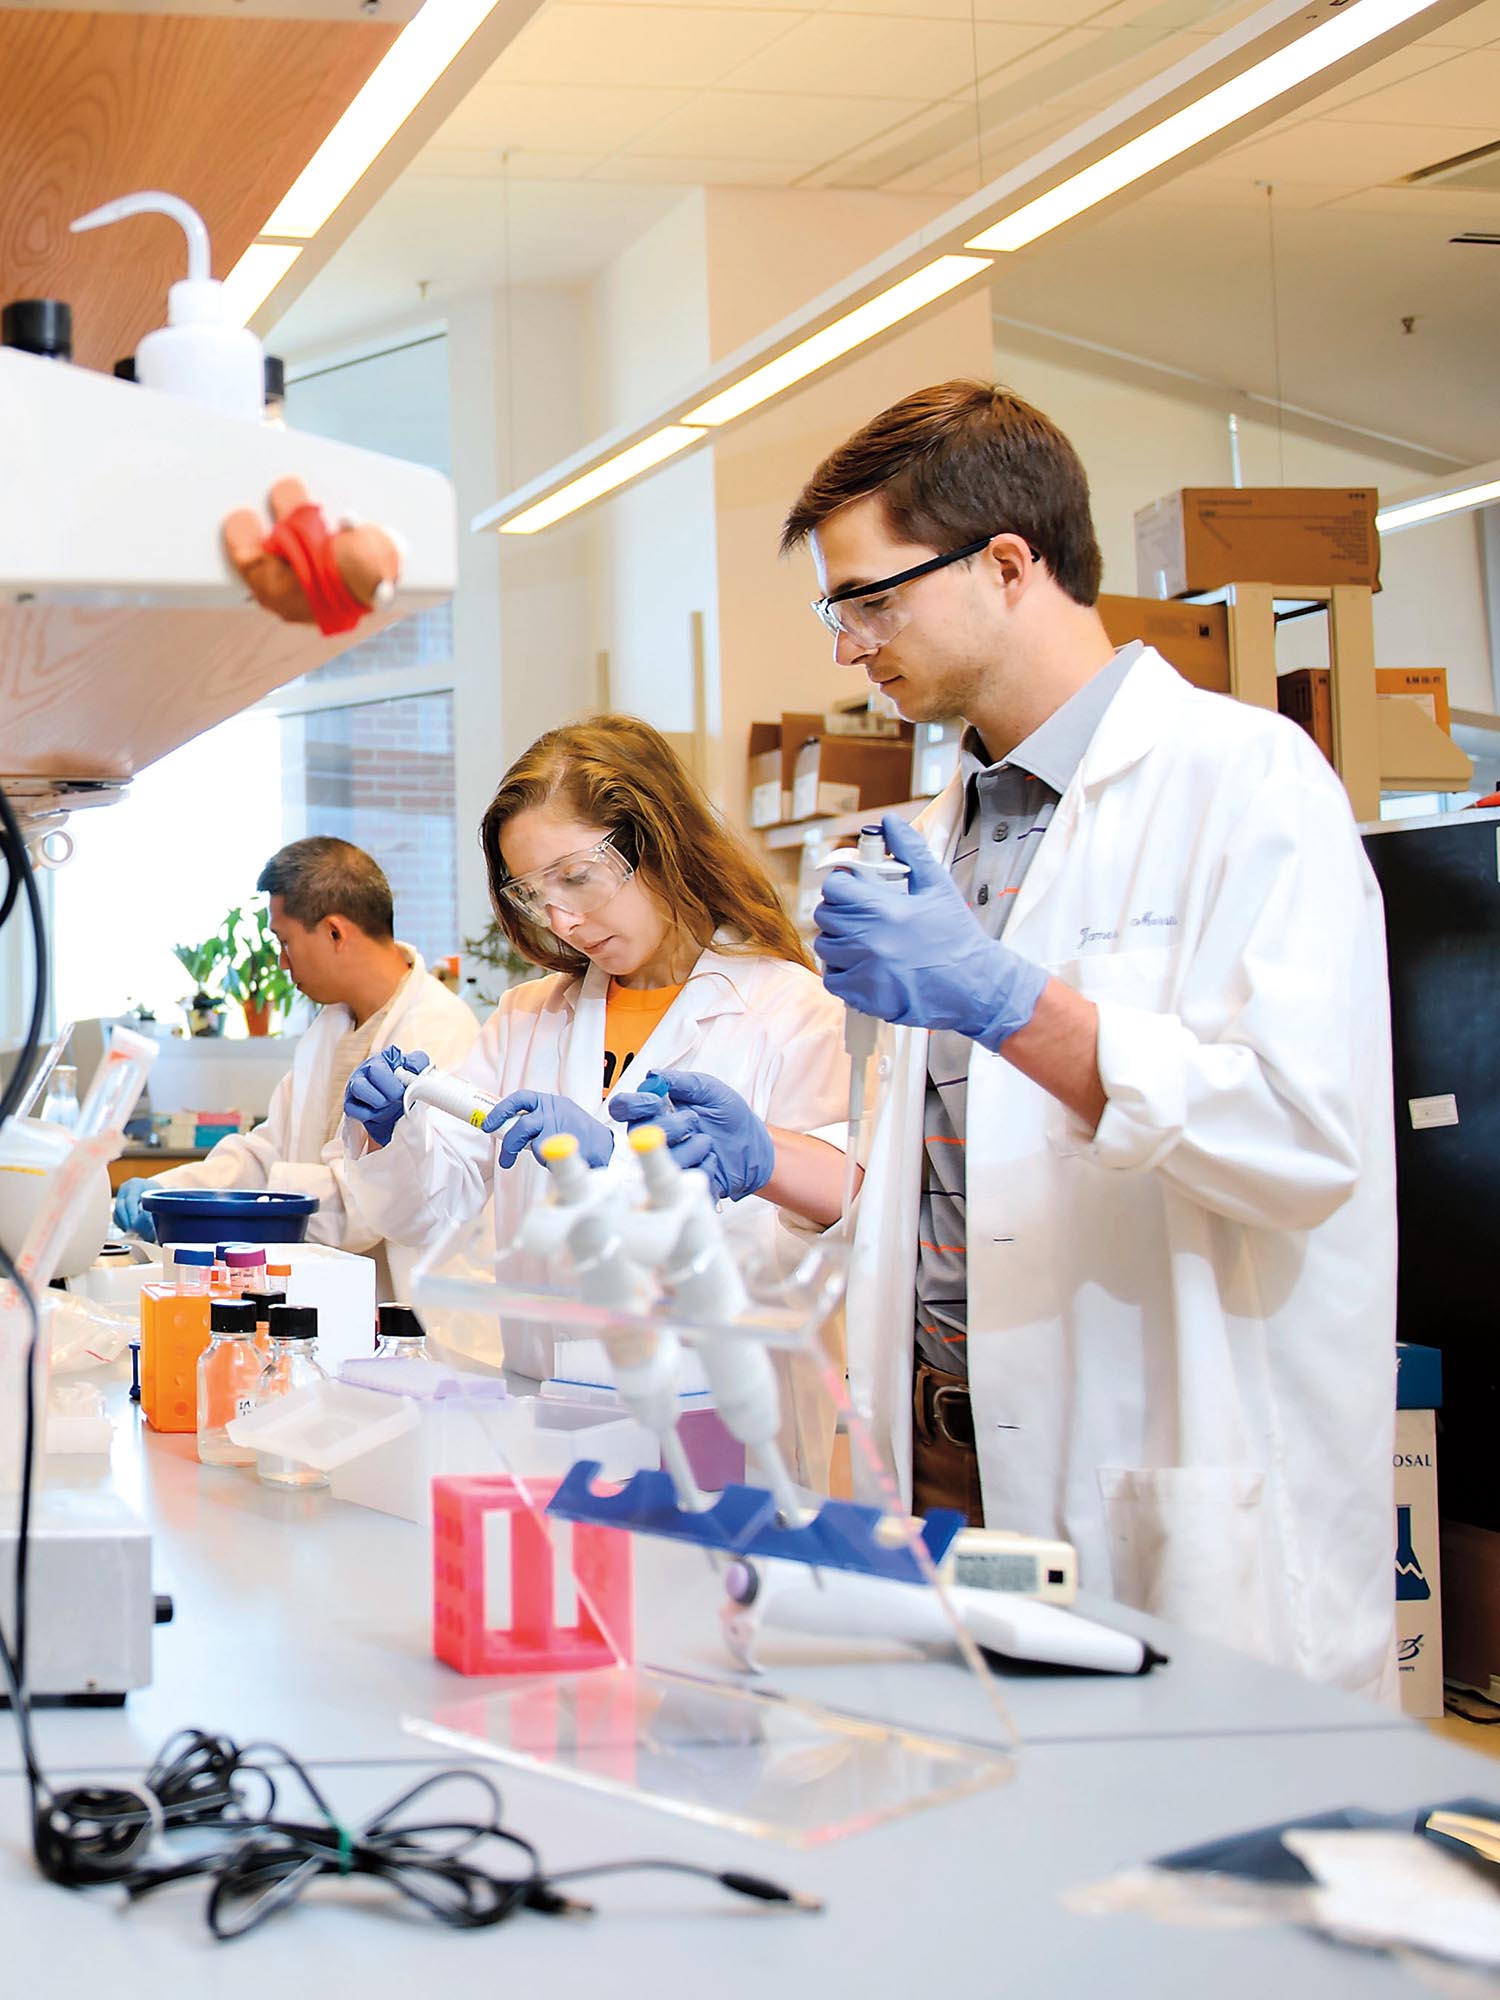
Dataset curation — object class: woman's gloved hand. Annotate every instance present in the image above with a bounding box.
[482,1090,614,1171]
[609,1069,774,1203]
[112,1177,157,1241]
[813,812,1049,1051]
[344,1046,428,1147]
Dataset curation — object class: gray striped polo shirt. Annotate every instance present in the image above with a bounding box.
[914,642,1142,1380]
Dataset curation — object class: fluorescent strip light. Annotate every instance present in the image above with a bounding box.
[500,427,708,535]
[263,0,504,240]
[221,243,302,327]
[685,256,991,427]
[968,0,1443,252]
[1378,478,1500,534]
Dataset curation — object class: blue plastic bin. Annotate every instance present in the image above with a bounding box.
[141,1188,318,1246]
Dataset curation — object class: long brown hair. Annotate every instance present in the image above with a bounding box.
[481,715,813,979]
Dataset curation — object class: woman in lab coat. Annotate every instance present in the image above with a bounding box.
[341,715,850,1478]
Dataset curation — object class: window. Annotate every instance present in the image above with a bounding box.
[280,691,459,968]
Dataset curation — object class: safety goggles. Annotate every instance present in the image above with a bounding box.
[499,834,633,923]
[812,532,1043,647]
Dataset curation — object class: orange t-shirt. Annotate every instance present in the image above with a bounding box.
[601,980,683,1096]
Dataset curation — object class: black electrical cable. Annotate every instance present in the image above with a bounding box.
[0,781,822,1939]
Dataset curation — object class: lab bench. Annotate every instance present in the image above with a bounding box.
[2,1394,1489,1994]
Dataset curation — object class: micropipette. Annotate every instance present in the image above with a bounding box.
[392,1061,517,1135]
[817,827,909,1224]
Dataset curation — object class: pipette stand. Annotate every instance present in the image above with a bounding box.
[546,1461,964,1583]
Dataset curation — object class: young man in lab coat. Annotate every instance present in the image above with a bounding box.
[792,381,1397,1697]
[114,837,477,1294]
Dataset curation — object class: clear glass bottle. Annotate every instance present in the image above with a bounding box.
[196,1299,261,1466]
[174,1246,214,1297]
[40,1064,79,1129]
[254,1305,329,1491]
[373,1301,429,1360]
[252,1288,286,1359]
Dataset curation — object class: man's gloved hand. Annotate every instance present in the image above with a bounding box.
[344,1046,428,1147]
[482,1090,614,1171]
[813,812,1049,1051]
[112,1177,157,1242]
[609,1069,774,1203]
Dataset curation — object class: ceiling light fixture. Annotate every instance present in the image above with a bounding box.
[1378,474,1500,535]
[221,244,302,328]
[684,256,992,428]
[500,427,709,536]
[968,0,1448,253]
[263,0,507,240]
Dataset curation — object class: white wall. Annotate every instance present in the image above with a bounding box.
[993,339,1496,712]
[586,195,718,738]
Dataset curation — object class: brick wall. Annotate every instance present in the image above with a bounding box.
[281,691,459,968]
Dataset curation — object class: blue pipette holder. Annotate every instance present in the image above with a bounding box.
[547,1460,964,1585]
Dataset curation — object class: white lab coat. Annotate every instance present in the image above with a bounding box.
[344,936,850,1476]
[846,649,1398,1697]
[147,948,479,1296]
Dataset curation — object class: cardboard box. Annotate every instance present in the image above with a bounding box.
[1134,487,1381,599]
[789,731,914,823]
[746,722,787,829]
[1376,667,1450,734]
[1395,1342,1442,1718]
[1097,593,1231,693]
[1278,667,1455,768]
[911,718,965,798]
[1278,669,1335,760]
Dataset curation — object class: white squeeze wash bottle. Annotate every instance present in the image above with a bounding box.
[70,190,264,422]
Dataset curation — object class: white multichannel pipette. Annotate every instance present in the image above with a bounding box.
[526,1132,706,1509]
[628,1126,803,1524]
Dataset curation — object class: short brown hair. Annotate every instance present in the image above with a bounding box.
[257,837,395,940]
[481,715,813,979]
[781,379,1102,606]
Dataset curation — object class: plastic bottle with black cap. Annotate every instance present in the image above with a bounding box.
[2,299,72,361]
[254,1305,329,1490]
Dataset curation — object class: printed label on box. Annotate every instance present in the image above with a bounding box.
[1409,1094,1459,1130]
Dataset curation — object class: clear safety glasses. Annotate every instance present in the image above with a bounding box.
[499,834,633,924]
[812,535,995,647]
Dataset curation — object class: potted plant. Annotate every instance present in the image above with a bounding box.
[462,918,544,1009]
[172,936,228,1037]
[220,901,297,1037]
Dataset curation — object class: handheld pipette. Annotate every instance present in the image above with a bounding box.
[392,1061,517,1135]
[818,827,909,1223]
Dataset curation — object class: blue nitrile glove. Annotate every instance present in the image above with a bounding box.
[112,1177,157,1242]
[609,1068,775,1204]
[813,812,1050,1051]
[344,1045,428,1147]
[481,1090,614,1171]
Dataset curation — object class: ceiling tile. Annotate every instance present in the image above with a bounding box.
[1420,0,1500,47]
[1324,48,1500,128]
[587,153,801,183]
[721,11,1059,100]
[438,81,694,152]
[632,86,930,160]
[493,4,811,88]
[814,0,1116,22]
[1201,117,1500,191]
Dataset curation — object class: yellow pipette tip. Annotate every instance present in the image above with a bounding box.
[540,1133,579,1163]
[629,1125,666,1153]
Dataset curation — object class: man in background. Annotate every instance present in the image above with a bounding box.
[114,836,477,1292]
